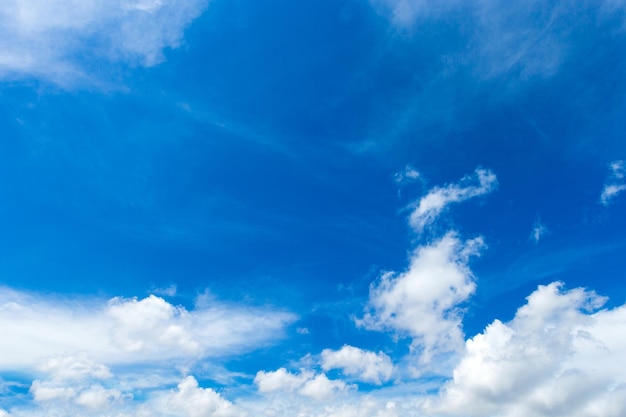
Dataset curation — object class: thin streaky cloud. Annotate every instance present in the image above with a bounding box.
[601,160,626,206]
[408,168,497,233]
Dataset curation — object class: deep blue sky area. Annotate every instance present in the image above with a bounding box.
[1,1,626,416]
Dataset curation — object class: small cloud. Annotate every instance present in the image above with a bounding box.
[296,327,310,335]
[530,217,548,244]
[408,168,497,233]
[600,160,626,206]
[394,164,421,185]
[321,345,394,385]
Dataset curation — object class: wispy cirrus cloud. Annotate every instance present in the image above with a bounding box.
[408,168,497,233]
[0,0,208,86]
[358,233,484,368]
[321,345,395,385]
[600,160,626,206]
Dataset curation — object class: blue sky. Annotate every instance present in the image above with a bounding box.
[1,1,626,416]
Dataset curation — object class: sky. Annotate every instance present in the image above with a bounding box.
[1,1,626,416]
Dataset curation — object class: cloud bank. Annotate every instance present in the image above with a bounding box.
[0,287,295,370]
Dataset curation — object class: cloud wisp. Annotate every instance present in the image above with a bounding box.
[0,0,208,86]
[408,168,497,233]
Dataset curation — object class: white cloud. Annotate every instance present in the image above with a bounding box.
[299,374,349,401]
[73,385,123,410]
[321,345,394,385]
[37,353,112,382]
[393,165,421,185]
[254,368,314,394]
[254,368,349,401]
[530,217,548,244]
[428,282,626,417]
[0,0,208,85]
[0,287,296,370]
[159,376,238,417]
[408,168,497,233]
[358,232,484,367]
[601,160,626,205]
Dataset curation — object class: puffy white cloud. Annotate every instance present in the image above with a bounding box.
[358,232,484,366]
[0,287,296,370]
[299,374,349,401]
[73,385,123,410]
[160,376,238,417]
[601,160,626,206]
[29,382,75,402]
[428,282,626,417]
[255,368,349,401]
[255,368,314,393]
[37,353,112,381]
[0,0,208,85]
[408,168,497,233]
[321,345,394,385]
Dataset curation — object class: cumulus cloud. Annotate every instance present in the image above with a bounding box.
[254,368,349,401]
[600,160,626,206]
[393,164,421,185]
[0,287,295,370]
[0,0,208,85]
[428,282,626,417]
[408,168,497,233]
[321,345,394,385]
[370,1,576,80]
[159,376,238,417]
[358,232,484,366]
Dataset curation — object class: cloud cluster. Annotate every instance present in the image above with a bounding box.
[0,0,208,85]
[429,282,626,417]
[600,160,626,206]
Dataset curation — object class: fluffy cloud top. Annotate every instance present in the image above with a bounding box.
[408,168,497,233]
[358,233,484,366]
[321,345,394,385]
[0,0,208,84]
[0,287,295,370]
[429,282,626,417]
[254,368,349,401]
